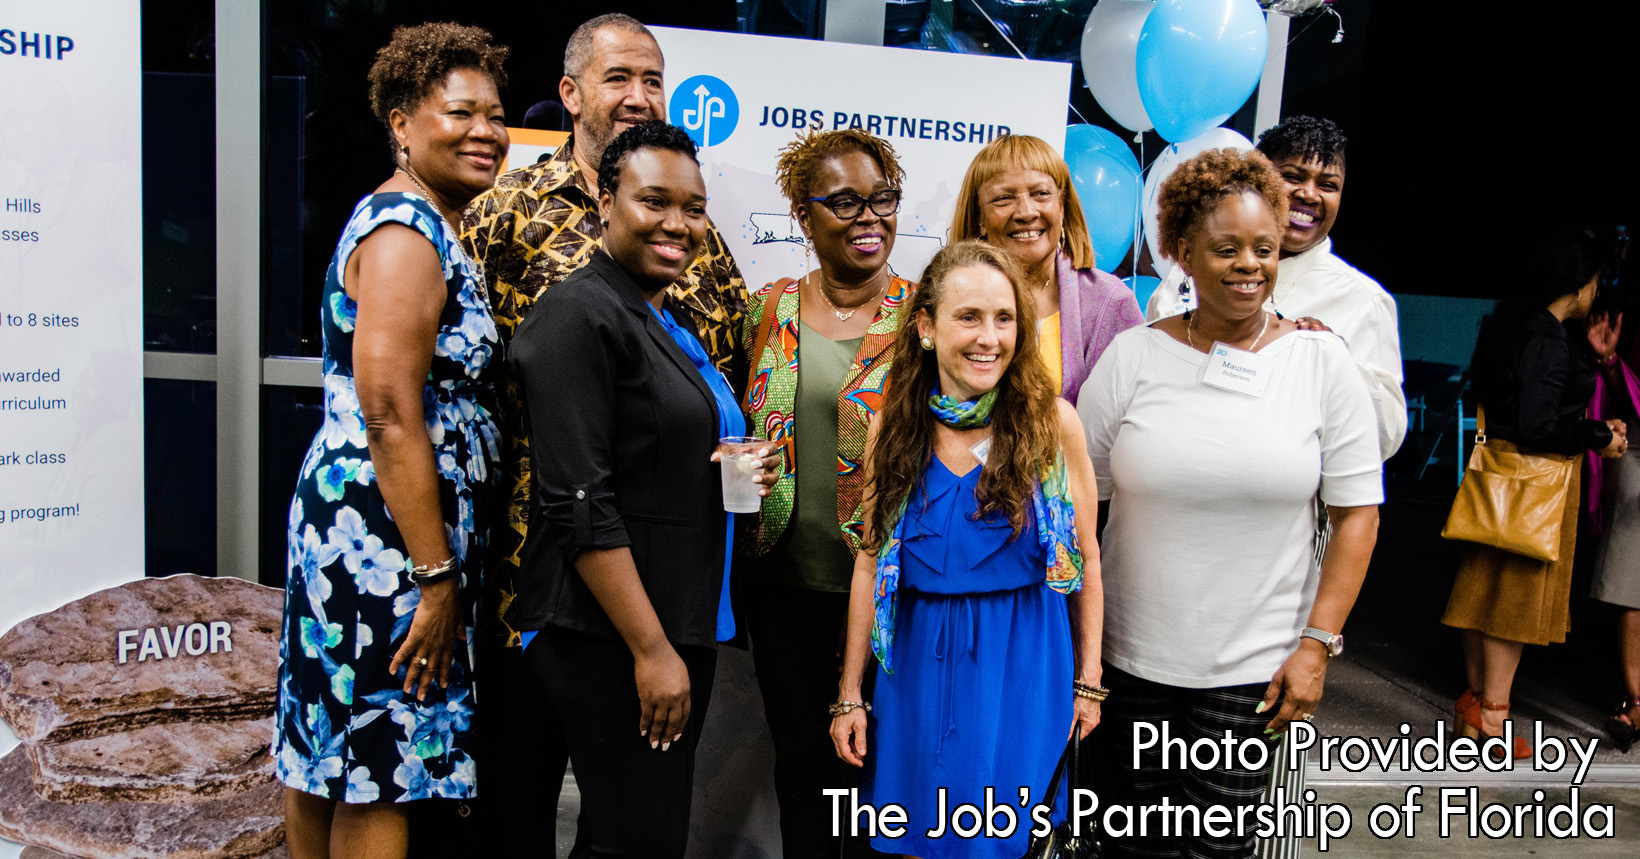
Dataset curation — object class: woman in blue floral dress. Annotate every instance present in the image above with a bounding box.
[273,24,510,859]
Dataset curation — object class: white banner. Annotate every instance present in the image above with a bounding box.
[0,3,145,837]
[652,27,1073,290]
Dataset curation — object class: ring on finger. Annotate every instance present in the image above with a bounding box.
[415,656,430,666]
[1302,713,1314,722]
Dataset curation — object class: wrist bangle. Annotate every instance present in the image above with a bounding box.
[1073,681,1110,702]
[410,557,457,585]
[828,700,871,717]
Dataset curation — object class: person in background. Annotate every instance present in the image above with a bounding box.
[950,134,1143,402]
[1443,227,1625,759]
[508,121,772,858]
[1583,296,1640,752]
[458,13,746,851]
[1148,116,1406,460]
[831,240,1105,859]
[1081,148,1382,859]
[742,128,910,859]
[275,23,508,859]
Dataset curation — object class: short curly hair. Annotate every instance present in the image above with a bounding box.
[1256,115,1347,170]
[367,23,509,154]
[1156,148,1287,262]
[774,129,905,213]
[598,121,699,196]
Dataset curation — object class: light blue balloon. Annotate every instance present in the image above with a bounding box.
[1065,123,1141,176]
[1135,0,1269,143]
[1124,275,1163,311]
[1065,128,1143,271]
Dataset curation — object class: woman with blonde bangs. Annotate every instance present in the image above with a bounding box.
[951,134,1143,403]
[830,240,1105,859]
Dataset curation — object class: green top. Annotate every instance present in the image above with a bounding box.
[768,322,864,591]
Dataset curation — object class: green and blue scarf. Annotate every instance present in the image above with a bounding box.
[870,387,1084,672]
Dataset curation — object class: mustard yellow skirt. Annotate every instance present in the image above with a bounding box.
[1441,455,1582,646]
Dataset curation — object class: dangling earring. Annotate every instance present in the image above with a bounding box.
[920,335,934,350]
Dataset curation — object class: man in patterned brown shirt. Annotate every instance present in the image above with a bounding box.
[459,14,746,852]
[462,13,747,648]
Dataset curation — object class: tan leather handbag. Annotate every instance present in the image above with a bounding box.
[1441,406,1576,562]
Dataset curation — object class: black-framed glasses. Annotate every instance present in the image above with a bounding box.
[806,189,902,220]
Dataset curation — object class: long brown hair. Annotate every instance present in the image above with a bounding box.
[864,241,1060,550]
[948,134,1097,270]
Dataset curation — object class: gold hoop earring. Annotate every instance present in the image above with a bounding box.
[920,336,934,351]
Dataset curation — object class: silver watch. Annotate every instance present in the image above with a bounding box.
[1301,627,1344,658]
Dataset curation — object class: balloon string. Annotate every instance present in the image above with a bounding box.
[1131,134,1146,277]
[961,0,1090,124]
[1287,6,1345,45]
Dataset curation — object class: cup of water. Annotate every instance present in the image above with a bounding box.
[718,436,765,514]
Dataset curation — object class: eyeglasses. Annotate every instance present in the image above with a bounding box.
[806,189,902,220]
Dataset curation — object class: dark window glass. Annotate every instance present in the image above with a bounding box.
[144,380,216,577]
[261,386,326,587]
[142,1,217,353]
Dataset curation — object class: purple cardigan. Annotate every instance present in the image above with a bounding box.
[1056,252,1145,405]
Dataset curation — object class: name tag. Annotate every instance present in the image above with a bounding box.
[969,436,992,465]
[1200,341,1272,397]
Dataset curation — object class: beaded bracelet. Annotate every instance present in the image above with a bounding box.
[1073,681,1110,702]
[828,700,872,717]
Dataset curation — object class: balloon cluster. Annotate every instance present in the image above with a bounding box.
[1066,1,1266,281]
[1080,0,1268,143]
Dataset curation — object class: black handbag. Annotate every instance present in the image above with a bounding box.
[1019,735,1101,859]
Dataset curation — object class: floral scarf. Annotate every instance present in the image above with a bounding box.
[869,388,1084,672]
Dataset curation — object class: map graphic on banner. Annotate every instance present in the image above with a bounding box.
[0,2,145,856]
[651,27,1072,290]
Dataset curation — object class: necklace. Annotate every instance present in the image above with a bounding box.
[1188,309,1270,353]
[396,166,434,202]
[812,271,889,321]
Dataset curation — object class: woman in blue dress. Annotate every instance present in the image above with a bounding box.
[273,24,509,859]
[831,240,1106,858]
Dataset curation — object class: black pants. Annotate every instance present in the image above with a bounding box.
[528,626,717,859]
[748,583,885,859]
[1097,664,1275,859]
[473,639,567,855]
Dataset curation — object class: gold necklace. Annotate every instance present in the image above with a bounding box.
[812,271,889,321]
[1188,310,1270,352]
[396,166,434,202]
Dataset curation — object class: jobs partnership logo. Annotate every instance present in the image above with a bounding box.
[671,75,739,148]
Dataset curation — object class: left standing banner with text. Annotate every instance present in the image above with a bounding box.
[0,5,146,852]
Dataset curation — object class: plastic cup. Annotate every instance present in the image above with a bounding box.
[718,436,765,514]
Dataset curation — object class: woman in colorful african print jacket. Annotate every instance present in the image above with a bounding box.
[739,129,911,859]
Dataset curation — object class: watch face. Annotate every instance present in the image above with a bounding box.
[1328,634,1344,658]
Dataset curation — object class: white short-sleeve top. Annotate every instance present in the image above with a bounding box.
[1076,325,1383,688]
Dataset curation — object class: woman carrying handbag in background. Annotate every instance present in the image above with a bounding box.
[1442,226,1627,760]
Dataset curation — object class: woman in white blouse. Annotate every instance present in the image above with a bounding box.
[1076,148,1381,859]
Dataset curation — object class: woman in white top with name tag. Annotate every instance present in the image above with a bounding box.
[1076,148,1381,859]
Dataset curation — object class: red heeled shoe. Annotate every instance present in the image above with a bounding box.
[1454,688,1477,727]
[1460,697,1532,761]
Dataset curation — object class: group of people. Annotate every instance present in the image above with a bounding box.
[272,14,1408,859]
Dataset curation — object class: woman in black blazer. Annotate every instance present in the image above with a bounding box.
[507,122,774,857]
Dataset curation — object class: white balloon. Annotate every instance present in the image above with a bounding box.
[1141,126,1253,278]
[1081,0,1155,133]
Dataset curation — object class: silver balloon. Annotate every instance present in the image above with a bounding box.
[1261,0,1333,15]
